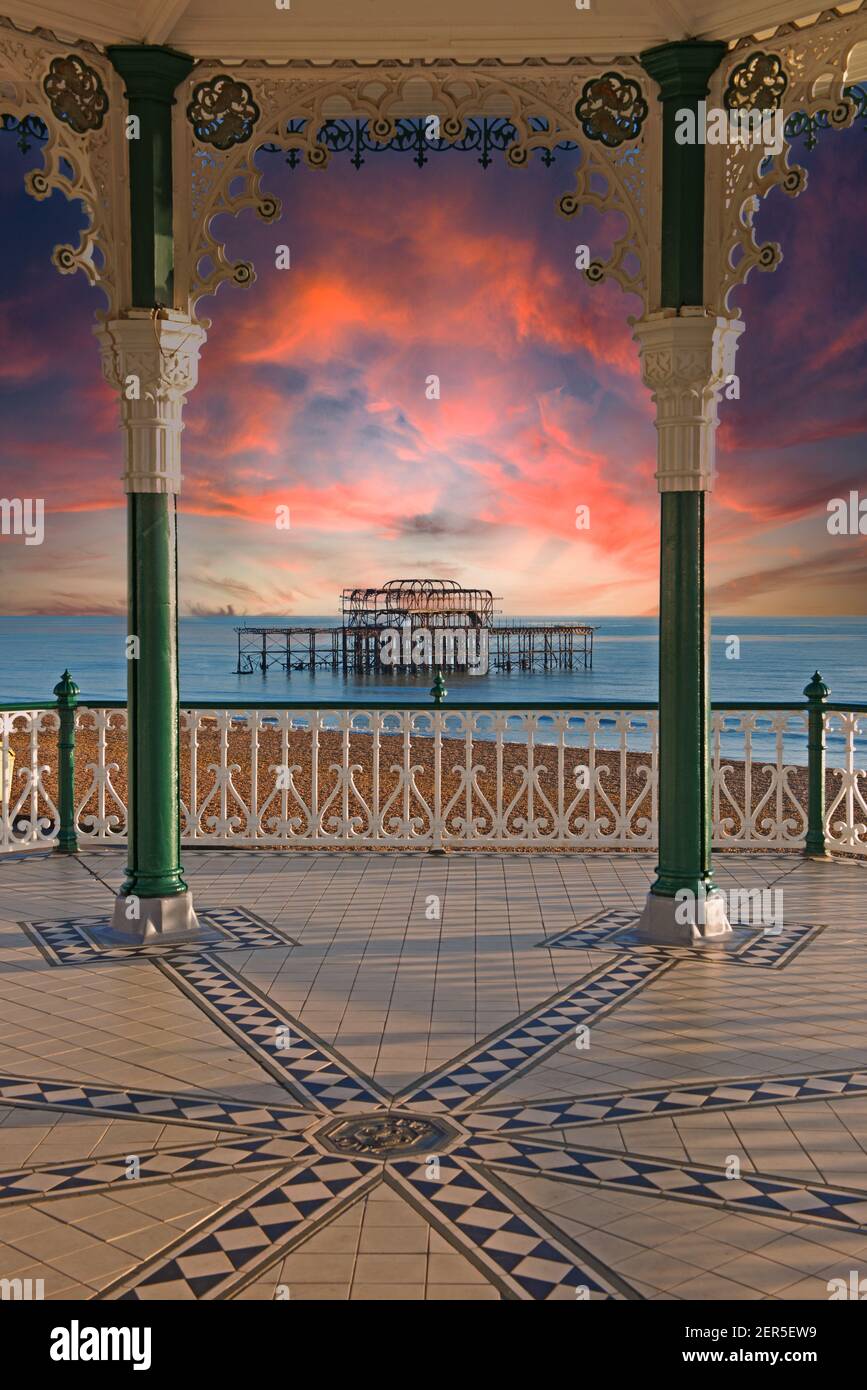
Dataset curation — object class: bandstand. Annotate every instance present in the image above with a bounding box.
[2,0,865,947]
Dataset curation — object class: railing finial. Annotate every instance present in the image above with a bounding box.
[803,670,829,701]
[430,669,448,707]
[53,670,80,702]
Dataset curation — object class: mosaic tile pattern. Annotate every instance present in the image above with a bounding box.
[460,1135,867,1231]
[201,907,296,951]
[389,1156,628,1299]
[727,921,827,968]
[399,957,674,1112]
[540,908,825,968]
[111,1157,381,1300]
[0,1076,313,1135]
[0,849,860,1300]
[19,905,298,966]
[161,955,390,1111]
[0,1136,313,1205]
[465,1068,867,1134]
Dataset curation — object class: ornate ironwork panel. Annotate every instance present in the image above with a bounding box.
[171,60,657,323]
[0,20,129,315]
[42,53,108,134]
[0,111,47,152]
[705,8,867,314]
[260,115,578,170]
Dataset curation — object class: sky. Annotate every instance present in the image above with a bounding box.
[0,118,866,618]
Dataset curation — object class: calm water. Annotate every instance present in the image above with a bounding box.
[0,614,863,706]
[1,615,864,767]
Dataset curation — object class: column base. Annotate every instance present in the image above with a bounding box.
[90,891,205,948]
[636,889,732,946]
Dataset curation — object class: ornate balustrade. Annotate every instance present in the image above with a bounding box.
[173,705,659,850]
[711,707,810,851]
[1,682,864,857]
[0,704,60,850]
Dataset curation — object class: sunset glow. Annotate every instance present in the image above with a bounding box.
[1,131,866,616]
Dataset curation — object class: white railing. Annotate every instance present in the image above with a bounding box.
[75,706,127,842]
[0,708,60,851]
[825,710,867,854]
[711,709,810,850]
[1,700,865,856]
[175,707,659,850]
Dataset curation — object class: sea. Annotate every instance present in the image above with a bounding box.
[1,614,864,767]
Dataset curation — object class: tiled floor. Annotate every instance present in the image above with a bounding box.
[0,847,865,1299]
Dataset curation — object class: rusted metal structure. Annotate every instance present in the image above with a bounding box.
[235,579,595,674]
[342,579,497,631]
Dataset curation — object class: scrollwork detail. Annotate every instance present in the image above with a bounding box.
[43,53,108,134]
[707,9,867,315]
[724,51,788,112]
[0,24,125,316]
[575,72,648,147]
[186,74,260,149]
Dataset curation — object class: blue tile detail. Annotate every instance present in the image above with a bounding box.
[0,1075,313,1135]
[197,907,295,952]
[460,1136,867,1230]
[112,1157,380,1300]
[20,906,297,966]
[465,1069,867,1134]
[162,955,390,1112]
[390,1155,626,1299]
[0,1135,313,1205]
[399,957,673,1112]
[540,909,824,968]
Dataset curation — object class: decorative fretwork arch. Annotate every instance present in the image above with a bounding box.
[171,62,659,328]
[0,18,129,317]
[5,9,867,332]
[705,6,867,314]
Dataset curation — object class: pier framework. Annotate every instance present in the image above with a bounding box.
[235,620,594,674]
[236,578,595,675]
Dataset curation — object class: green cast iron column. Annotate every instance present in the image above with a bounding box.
[108,46,193,902]
[641,41,727,900]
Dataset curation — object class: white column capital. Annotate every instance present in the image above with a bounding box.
[94,310,207,495]
[632,308,744,493]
